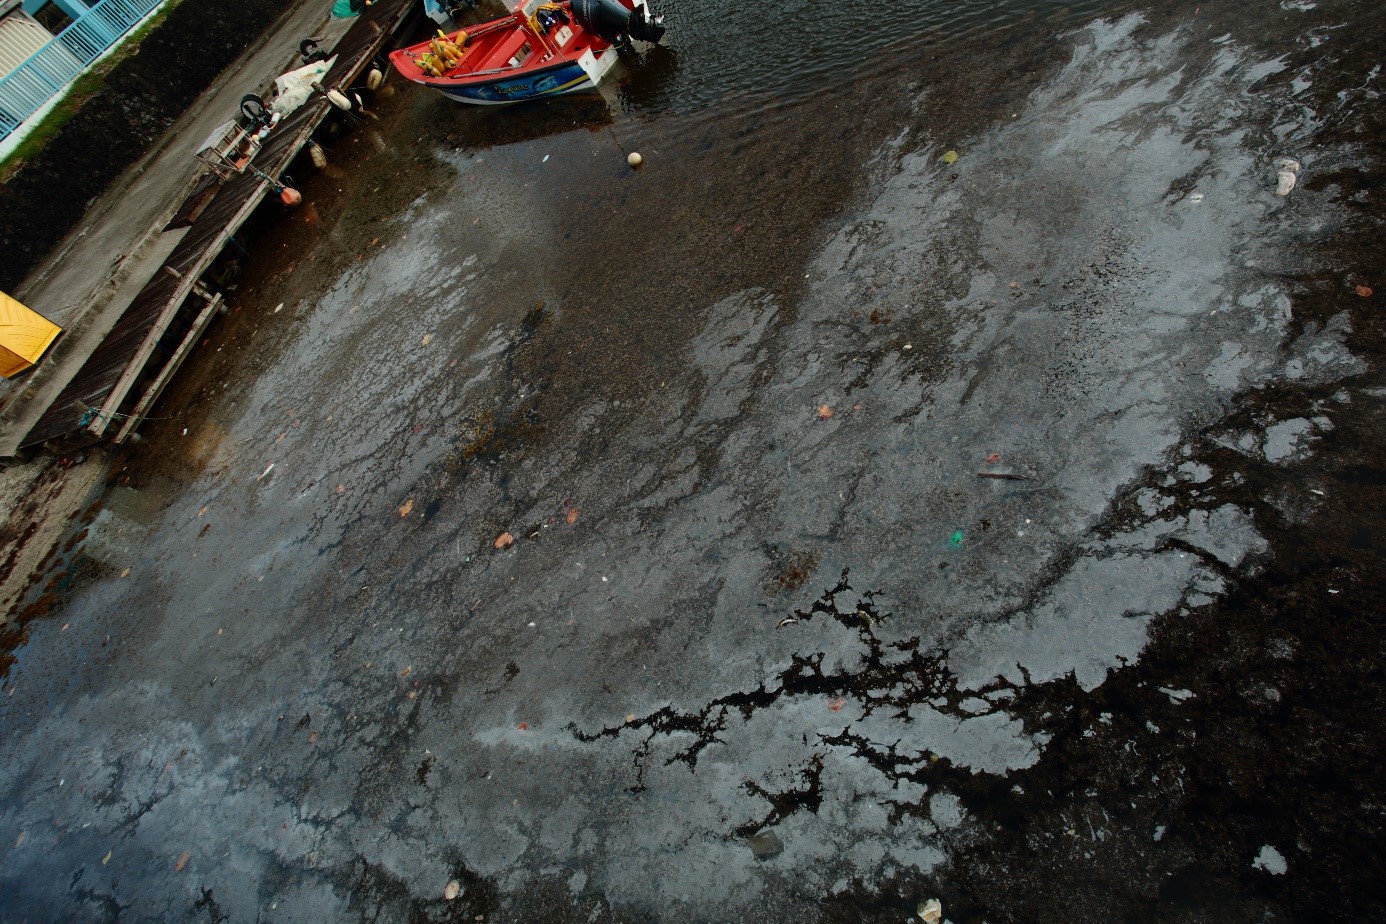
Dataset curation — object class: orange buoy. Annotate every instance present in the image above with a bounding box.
[280,187,303,206]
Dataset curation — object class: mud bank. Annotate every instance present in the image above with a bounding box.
[0,0,1382,921]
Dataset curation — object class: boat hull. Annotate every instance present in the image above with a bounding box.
[389,1,645,107]
[434,49,616,105]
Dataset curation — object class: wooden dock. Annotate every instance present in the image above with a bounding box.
[21,0,417,452]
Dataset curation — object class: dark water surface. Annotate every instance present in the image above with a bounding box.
[1,0,1383,921]
[625,0,1126,114]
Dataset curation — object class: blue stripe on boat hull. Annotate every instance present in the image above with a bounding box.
[433,62,594,105]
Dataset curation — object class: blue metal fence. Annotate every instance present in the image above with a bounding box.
[0,0,163,141]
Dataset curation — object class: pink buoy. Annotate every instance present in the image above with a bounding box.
[280,187,303,206]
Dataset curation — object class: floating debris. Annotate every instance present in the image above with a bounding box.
[1275,157,1301,196]
[495,531,515,550]
[977,471,1030,481]
[1252,845,1288,875]
[917,898,943,923]
[747,830,783,860]
[444,879,462,900]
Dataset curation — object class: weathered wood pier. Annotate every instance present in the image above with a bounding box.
[21,0,417,452]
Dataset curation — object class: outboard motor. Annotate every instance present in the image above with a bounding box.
[573,0,666,44]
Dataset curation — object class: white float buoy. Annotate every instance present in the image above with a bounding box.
[326,88,352,111]
[308,141,327,169]
[627,151,643,168]
[366,67,384,90]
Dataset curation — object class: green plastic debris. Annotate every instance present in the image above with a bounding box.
[941,150,960,164]
[331,0,361,18]
[950,529,965,547]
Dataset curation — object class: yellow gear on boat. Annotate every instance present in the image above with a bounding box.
[436,30,465,61]
[437,39,462,64]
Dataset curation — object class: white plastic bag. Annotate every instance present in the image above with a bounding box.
[271,57,338,116]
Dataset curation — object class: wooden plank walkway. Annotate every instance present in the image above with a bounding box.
[112,291,224,444]
[21,0,416,451]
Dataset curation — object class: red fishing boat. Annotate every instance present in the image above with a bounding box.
[389,0,665,105]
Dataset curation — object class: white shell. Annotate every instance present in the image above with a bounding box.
[443,879,461,900]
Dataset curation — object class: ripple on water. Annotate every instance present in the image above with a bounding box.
[622,0,1131,118]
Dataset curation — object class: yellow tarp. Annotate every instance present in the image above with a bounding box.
[0,291,62,379]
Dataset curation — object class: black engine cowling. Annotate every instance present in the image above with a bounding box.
[572,0,666,44]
